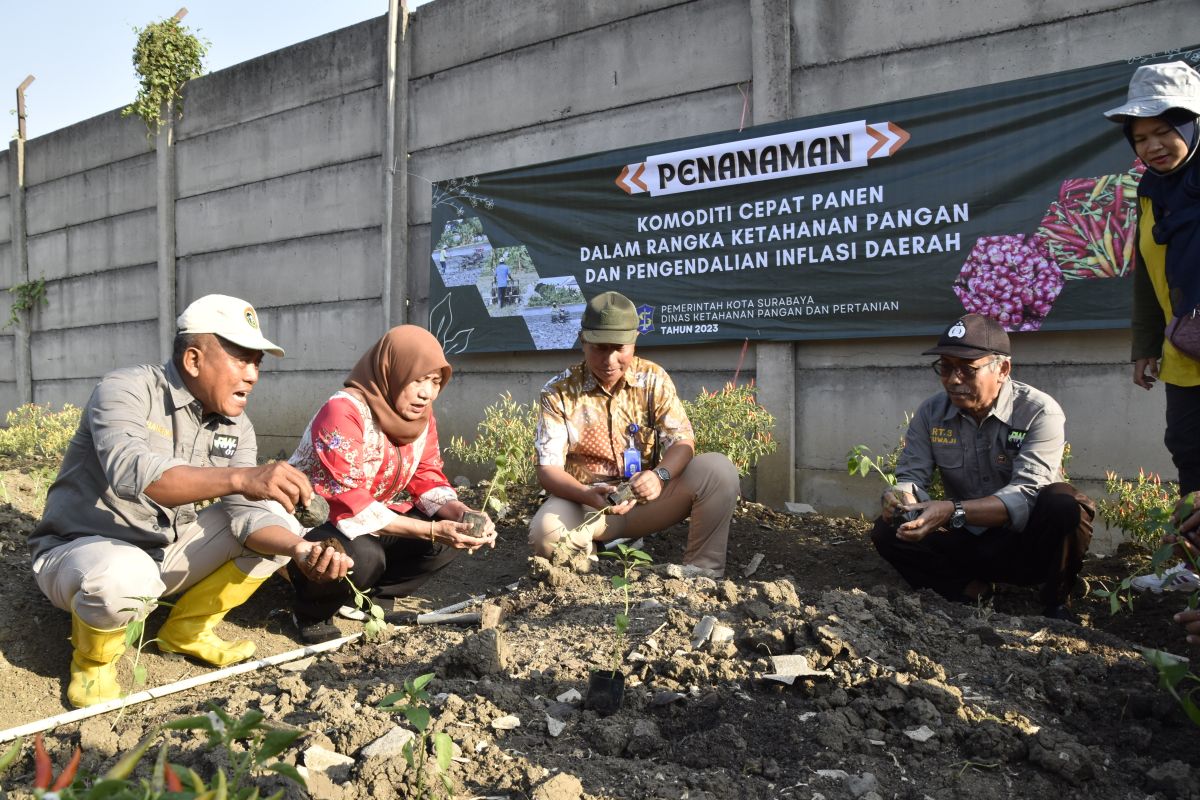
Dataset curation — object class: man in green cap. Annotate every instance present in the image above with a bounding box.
[528,291,739,576]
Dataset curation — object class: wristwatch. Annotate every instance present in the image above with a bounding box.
[950,500,967,529]
[653,466,671,484]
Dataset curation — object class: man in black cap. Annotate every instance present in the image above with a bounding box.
[870,313,1094,619]
[528,291,739,576]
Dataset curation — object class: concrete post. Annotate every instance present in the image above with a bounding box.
[156,103,177,361]
[748,0,795,506]
[8,137,31,405]
[382,0,411,326]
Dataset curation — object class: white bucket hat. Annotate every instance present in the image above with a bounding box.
[176,294,285,357]
[1105,60,1200,121]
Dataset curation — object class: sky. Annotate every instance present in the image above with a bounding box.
[2,1,430,140]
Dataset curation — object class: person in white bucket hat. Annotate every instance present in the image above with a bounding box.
[1105,62,1200,606]
[28,294,353,708]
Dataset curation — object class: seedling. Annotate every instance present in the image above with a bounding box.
[378,673,455,799]
[345,574,388,641]
[846,444,897,486]
[599,543,652,673]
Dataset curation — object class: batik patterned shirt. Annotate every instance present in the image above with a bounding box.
[535,356,694,484]
[289,391,457,537]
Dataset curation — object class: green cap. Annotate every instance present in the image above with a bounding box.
[580,291,639,345]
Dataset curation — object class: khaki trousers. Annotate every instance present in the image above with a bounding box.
[528,452,739,573]
[33,503,287,629]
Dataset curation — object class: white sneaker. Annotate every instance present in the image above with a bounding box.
[1130,563,1200,594]
[337,605,367,620]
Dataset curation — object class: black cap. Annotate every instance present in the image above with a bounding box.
[922,314,1011,359]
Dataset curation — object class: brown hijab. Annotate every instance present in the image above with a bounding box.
[344,326,452,445]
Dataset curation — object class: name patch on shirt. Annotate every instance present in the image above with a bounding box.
[147,420,172,440]
[1006,429,1028,448]
[210,434,239,459]
[930,426,957,445]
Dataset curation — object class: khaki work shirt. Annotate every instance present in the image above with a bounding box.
[535,356,694,484]
[30,361,286,562]
[893,379,1065,533]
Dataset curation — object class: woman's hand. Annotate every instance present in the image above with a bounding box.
[1133,357,1160,390]
[430,518,497,552]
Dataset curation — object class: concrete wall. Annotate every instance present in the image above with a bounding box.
[3,0,1199,552]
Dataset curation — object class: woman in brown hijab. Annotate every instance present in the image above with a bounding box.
[287,326,496,642]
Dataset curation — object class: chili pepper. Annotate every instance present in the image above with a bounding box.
[103,734,158,781]
[33,734,52,790]
[50,748,81,792]
[164,762,184,793]
[1089,174,1110,201]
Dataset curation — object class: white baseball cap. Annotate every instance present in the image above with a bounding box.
[176,294,285,357]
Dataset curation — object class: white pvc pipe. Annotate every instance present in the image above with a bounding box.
[0,634,361,743]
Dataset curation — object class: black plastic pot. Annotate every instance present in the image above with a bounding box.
[585,669,626,715]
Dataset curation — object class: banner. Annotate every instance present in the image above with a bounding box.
[428,47,1200,353]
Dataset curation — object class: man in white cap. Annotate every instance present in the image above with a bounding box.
[30,294,353,708]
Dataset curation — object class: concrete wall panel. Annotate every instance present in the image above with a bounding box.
[25,155,156,236]
[33,379,102,410]
[0,149,9,197]
[36,266,158,331]
[178,230,383,309]
[0,196,10,243]
[0,383,16,413]
[408,85,747,224]
[31,322,158,382]
[791,0,1137,66]
[27,210,156,281]
[0,336,13,382]
[412,0,689,77]
[175,159,381,257]
[0,243,12,289]
[255,299,385,373]
[177,88,383,199]
[24,109,150,187]
[409,0,750,151]
[789,1,1200,114]
[178,18,385,139]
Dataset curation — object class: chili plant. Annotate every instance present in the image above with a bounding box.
[378,673,454,800]
[599,543,653,673]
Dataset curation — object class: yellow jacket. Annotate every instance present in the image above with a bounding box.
[1132,195,1200,386]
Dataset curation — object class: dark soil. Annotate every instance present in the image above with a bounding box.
[0,467,1197,800]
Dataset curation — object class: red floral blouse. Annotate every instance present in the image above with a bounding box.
[289,391,458,537]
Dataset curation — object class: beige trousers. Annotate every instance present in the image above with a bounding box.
[528,452,739,573]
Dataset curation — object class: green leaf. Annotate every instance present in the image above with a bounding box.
[615,613,629,635]
[0,736,24,775]
[378,692,406,709]
[164,715,214,732]
[255,728,301,762]
[434,732,453,771]
[266,762,307,788]
[133,664,148,687]
[125,620,145,648]
[402,742,416,769]
[611,576,629,590]
[404,706,431,732]
[412,673,436,692]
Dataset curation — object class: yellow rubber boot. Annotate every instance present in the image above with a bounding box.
[157,561,269,666]
[68,609,127,708]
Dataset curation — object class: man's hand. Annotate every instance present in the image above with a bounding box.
[881,489,917,523]
[582,483,636,516]
[895,500,954,542]
[234,462,312,512]
[1175,608,1200,645]
[629,469,665,503]
[1133,357,1160,390]
[291,540,353,583]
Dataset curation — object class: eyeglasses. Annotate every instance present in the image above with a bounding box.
[931,358,999,379]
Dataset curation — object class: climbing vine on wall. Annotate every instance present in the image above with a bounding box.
[121,15,209,135]
[6,279,47,328]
